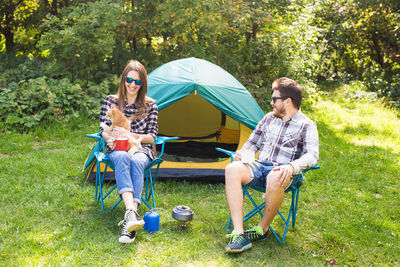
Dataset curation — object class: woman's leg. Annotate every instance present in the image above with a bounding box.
[108,151,135,209]
[129,152,152,205]
[108,150,147,243]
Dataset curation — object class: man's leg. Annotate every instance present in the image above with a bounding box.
[225,161,252,234]
[258,170,292,233]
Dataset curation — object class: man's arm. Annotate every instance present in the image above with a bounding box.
[288,122,319,174]
[238,114,268,158]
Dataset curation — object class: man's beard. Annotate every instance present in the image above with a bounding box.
[272,106,286,118]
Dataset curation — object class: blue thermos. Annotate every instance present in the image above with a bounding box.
[144,210,159,233]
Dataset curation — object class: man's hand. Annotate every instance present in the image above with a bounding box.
[107,136,116,150]
[272,164,294,188]
[234,150,242,161]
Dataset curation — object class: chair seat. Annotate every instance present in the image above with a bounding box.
[85,133,178,213]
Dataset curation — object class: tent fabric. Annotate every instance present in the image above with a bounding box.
[84,57,264,181]
[147,57,264,129]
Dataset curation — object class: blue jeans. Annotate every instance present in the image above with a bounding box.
[108,151,151,205]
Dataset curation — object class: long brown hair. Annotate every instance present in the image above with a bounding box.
[117,60,151,119]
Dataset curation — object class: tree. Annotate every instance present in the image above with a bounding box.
[39,0,124,82]
[312,0,400,98]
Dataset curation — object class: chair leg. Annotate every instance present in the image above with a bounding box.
[226,186,300,243]
[225,216,232,231]
[292,188,300,227]
[108,198,122,213]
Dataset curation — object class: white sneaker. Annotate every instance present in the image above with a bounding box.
[120,209,145,232]
[119,226,136,244]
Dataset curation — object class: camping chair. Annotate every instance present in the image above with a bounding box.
[85,133,179,213]
[216,148,320,243]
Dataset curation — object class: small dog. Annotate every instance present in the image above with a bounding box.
[100,105,143,156]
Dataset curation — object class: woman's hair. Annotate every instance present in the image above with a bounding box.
[272,77,302,109]
[117,60,151,119]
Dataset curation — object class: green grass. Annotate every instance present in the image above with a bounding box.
[1,88,399,266]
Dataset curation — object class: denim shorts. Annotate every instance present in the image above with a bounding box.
[245,160,294,190]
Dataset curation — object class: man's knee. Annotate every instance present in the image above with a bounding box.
[266,171,282,191]
[225,161,250,184]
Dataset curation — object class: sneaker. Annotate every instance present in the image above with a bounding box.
[119,224,137,244]
[225,230,252,253]
[244,225,269,242]
[121,209,145,232]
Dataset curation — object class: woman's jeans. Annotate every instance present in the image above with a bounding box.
[108,151,151,205]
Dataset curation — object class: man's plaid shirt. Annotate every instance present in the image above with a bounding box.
[242,110,319,174]
[99,95,158,159]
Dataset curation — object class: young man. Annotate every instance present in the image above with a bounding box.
[224,77,319,253]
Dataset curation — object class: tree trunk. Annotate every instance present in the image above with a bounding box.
[371,32,385,68]
[2,3,16,52]
[51,0,58,15]
[146,33,152,49]
[4,27,15,52]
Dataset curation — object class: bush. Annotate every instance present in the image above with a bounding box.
[0,75,117,132]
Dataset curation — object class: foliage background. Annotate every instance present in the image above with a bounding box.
[1,0,399,131]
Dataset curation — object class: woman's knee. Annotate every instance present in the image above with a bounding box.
[109,151,130,164]
[130,153,151,170]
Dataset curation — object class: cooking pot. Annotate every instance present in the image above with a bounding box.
[172,205,194,222]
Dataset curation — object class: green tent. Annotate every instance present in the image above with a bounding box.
[147,57,264,179]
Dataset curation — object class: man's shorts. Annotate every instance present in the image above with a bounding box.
[245,160,294,190]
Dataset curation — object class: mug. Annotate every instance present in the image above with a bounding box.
[115,137,129,151]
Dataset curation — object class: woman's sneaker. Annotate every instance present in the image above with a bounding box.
[121,208,145,232]
[119,226,136,244]
[225,230,252,253]
[244,225,269,242]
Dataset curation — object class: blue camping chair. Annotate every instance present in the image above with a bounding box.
[85,133,178,212]
[216,148,320,243]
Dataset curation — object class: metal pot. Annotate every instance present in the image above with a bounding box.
[172,205,194,222]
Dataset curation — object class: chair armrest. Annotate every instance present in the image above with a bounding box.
[86,133,107,153]
[155,136,179,158]
[216,148,236,163]
[85,133,102,141]
[301,166,320,174]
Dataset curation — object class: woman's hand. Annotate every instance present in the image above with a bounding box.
[112,126,130,138]
[107,136,116,150]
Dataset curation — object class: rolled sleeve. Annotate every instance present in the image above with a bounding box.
[289,122,319,174]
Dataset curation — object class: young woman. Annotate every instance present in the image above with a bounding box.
[99,60,158,243]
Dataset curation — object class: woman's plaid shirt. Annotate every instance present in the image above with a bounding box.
[99,95,158,159]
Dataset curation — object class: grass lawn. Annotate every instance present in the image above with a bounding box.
[1,88,399,266]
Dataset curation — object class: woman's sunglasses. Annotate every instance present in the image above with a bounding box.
[125,77,141,85]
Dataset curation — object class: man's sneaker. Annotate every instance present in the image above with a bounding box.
[244,225,269,242]
[120,209,145,232]
[225,230,252,253]
[119,224,136,243]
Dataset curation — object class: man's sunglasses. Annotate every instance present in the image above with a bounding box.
[271,96,289,103]
[125,77,141,85]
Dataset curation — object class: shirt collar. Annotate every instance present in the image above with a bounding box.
[290,109,302,122]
